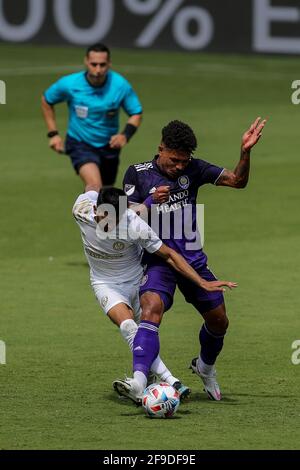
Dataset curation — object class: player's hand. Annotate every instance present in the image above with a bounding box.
[109,134,127,149]
[200,280,238,292]
[241,117,267,152]
[152,186,170,204]
[49,135,64,154]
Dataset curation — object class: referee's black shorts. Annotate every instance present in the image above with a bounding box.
[65,135,120,185]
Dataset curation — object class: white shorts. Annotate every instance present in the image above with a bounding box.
[92,280,141,322]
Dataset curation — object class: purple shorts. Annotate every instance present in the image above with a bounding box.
[139,262,224,314]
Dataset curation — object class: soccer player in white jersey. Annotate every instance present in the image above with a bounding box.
[73,187,236,404]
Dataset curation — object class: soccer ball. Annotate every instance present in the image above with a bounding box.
[142,382,180,418]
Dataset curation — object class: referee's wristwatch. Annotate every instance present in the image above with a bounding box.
[47,130,59,138]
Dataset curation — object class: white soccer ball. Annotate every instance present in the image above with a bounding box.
[142,382,180,418]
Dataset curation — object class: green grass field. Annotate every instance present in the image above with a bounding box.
[0,45,300,450]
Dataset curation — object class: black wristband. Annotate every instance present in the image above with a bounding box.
[47,130,59,138]
[122,123,137,142]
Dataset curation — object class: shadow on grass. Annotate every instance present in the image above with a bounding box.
[225,392,297,399]
[108,393,185,418]
[109,390,291,409]
[187,391,240,404]
[107,393,137,406]
[65,261,89,268]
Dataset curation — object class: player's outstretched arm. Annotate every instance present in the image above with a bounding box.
[216,117,267,189]
[155,244,237,292]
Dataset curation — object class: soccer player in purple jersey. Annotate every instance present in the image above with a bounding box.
[120,117,266,401]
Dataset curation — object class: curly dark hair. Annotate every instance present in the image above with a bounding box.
[161,120,197,154]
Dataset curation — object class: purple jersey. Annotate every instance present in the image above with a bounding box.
[123,156,224,266]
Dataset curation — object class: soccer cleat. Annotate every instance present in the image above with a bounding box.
[113,378,143,406]
[189,357,222,401]
[172,381,191,402]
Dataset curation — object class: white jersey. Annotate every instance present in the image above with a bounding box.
[72,191,162,284]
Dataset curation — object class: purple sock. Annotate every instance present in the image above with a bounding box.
[199,323,225,365]
[133,321,160,377]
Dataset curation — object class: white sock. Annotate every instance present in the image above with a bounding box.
[119,319,138,351]
[134,371,147,391]
[198,356,215,376]
[151,355,178,385]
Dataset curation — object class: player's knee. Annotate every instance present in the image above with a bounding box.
[85,177,101,192]
[222,316,229,333]
[80,171,102,192]
[86,183,101,192]
[141,306,163,324]
[140,293,164,324]
[207,315,229,335]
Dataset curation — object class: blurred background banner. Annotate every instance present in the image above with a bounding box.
[1,0,300,54]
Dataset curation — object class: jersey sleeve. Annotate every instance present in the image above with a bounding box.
[44,76,70,105]
[196,159,224,186]
[72,191,98,226]
[121,82,143,116]
[123,166,143,204]
[129,212,163,254]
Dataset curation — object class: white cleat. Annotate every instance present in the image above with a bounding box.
[113,378,143,406]
[189,358,222,401]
